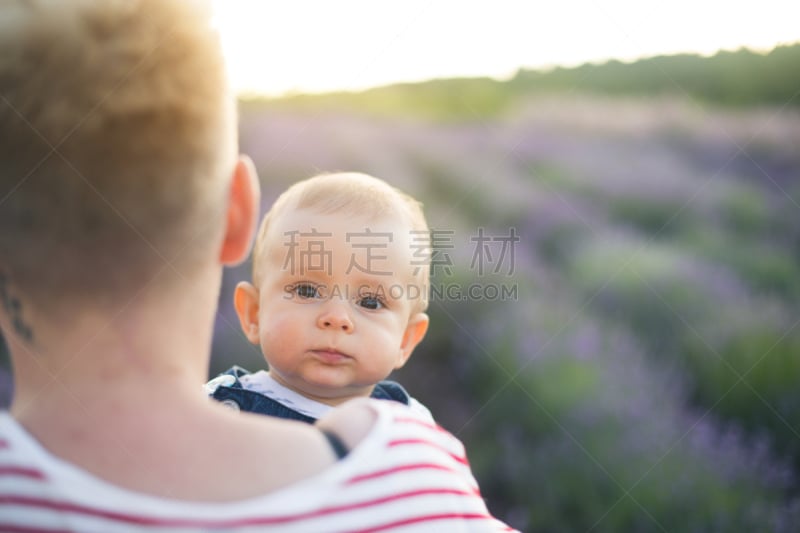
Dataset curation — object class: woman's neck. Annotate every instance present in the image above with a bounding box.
[8,266,222,425]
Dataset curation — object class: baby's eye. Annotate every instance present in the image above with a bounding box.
[292,283,321,299]
[357,295,384,310]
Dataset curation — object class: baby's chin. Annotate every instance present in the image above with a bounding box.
[296,376,375,404]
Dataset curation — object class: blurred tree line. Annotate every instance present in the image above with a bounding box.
[252,43,800,120]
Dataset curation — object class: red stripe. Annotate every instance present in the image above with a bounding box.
[0,466,46,480]
[350,512,498,533]
[346,462,458,484]
[0,439,9,449]
[389,438,469,465]
[0,487,484,528]
[347,465,480,495]
[0,525,70,533]
[393,415,449,434]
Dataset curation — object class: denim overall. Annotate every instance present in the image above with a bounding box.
[208,366,412,424]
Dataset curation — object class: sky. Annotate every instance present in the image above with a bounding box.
[211,0,800,97]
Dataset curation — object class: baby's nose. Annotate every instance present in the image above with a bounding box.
[317,304,354,332]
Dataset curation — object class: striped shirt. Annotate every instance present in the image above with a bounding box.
[0,401,517,532]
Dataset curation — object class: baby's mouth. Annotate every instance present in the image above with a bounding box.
[310,348,352,364]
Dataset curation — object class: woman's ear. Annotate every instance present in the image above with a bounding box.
[234,281,261,344]
[395,312,429,369]
[220,155,260,266]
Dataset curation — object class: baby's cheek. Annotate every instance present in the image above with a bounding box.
[260,317,297,353]
[260,325,283,349]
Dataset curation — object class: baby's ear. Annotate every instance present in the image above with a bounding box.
[396,313,429,368]
[234,281,260,344]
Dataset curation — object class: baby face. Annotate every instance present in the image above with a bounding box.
[239,209,428,404]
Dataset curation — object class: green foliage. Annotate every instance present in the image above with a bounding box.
[243,43,800,120]
[607,196,690,236]
[685,327,800,467]
[245,77,512,121]
[719,185,772,235]
[513,45,800,108]
[696,239,800,302]
[568,237,707,352]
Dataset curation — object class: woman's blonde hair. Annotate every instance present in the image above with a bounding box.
[0,0,235,306]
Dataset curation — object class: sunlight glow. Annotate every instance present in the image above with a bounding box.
[211,0,800,96]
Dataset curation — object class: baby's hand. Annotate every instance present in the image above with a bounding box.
[316,398,377,451]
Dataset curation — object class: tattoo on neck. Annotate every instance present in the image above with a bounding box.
[0,272,33,342]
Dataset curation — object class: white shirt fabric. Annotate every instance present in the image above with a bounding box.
[0,400,517,532]
[240,370,334,419]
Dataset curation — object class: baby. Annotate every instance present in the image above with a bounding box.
[207,172,433,422]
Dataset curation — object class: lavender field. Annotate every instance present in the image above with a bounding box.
[0,90,797,531]
[210,94,800,532]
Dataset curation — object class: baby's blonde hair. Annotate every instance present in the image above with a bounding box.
[253,173,431,312]
[0,0,234,307]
